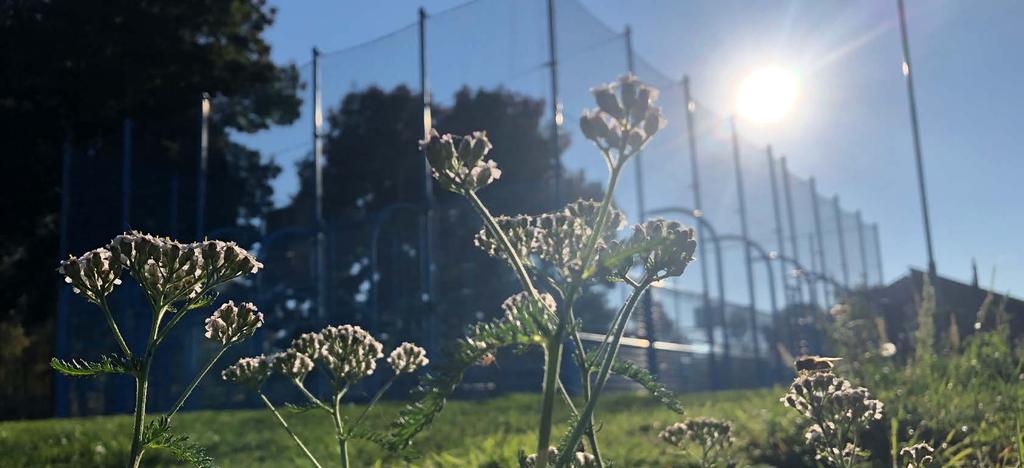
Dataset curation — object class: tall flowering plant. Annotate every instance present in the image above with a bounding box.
[225,326,428,467]
[386,75,694,467]
[781,363,885,467]
[56,232,265,467]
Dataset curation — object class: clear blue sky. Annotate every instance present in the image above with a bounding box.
[256,0,1024,292]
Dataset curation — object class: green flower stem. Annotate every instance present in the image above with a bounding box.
[557,280,650,467]
[128,307,166,468]
[98,298,132,359]
[465,190,539,297]
[565,303,605,467]
[349,373,399,433]
[536,335,564,468]
[258,392,323,468]
[152,285,215,347]
[165,345,229,421]
[578,158,624,283]
[332,390,350,468]
[466,188,564,467]
[292,378,333,413]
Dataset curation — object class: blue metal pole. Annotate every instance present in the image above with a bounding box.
[728,117,761,382]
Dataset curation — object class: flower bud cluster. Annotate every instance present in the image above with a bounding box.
[109,232,205,301]
[420,129,501,194]
[522,447,596,468]
[659,417,735,451]
[59,248,122,304]
[900,442,935,467]
[62,232,264,308]
[782,371,884,465]
[602,219,696,281]
[270,349,315,380]
[221,355,271,388]
[291,331,325,359]
[200,239,264,283]
[475,200,626,286]
[104,231,262,305]
[319,325,385,381]
[387,342,429,374]
[501,291,558,337]
[204,301,264,345]
[579,74,665,162]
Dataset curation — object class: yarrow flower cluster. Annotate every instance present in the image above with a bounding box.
[223,325,428,467]
[420,129,500,194]
[501,291,558,336]
[900,442,935,467]
[59,248,122,304]
[58,232,267,468]
[271,349,315,380]
[291,331,325,359]
[475,199,627,285]
[204,301,264,345]
[522,447,596,468]
[660,417,734,466]
[602,219,696,281]
[579,74,665,163]
[103,231,263,306]
[319,324,385,381]
[782,370,885,466]
[387,342,429,374]
[221,355,271,388]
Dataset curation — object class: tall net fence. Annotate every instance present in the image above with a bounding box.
[55,0,886,415]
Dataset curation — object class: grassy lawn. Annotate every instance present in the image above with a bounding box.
[0,388,798,467]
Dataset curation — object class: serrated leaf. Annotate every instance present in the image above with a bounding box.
[184,292,219,311]
[348,426,419,459]
[611,360,685,415]
[385,310,546,457]
[283,402,320,414]
[142,418,215,468]
[50,355,134,377]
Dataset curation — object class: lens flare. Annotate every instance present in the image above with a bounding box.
[737,67,800,123]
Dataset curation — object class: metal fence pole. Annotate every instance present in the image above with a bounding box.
[312,47,327,319]
[55,139,73,417]
[624,25,657,376]
[856,210,869,287]
[896,0,937,280]
[807,233,821,307]
[872,223,884,285]
[729,117,760,380]
[766,146,790,307]
[418,7,438,353]
[196,93,210,239]
[780,156,805,303]
[833,195,851,288]
[122,119,133,230]
[546,0,562,207]
[809,178,830,302]
[682,76,717,389]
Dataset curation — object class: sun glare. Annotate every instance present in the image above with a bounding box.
[737,66,800,124]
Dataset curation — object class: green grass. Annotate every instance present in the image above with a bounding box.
[0,389,802,467]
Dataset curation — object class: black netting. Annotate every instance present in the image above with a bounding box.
[55,0,889,413]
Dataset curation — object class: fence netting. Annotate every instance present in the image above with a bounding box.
[56,0,885,415]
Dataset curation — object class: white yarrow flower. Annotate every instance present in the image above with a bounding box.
[387,342,429,373]
[204,301,263,345]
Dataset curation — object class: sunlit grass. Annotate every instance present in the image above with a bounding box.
[0,389,792,467]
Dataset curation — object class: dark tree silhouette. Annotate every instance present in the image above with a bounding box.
[263,86,615,348]
[0,0,299,417]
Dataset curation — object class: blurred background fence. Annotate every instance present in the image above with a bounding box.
[53,0,883,417]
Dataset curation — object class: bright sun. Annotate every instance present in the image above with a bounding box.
[736,66,800,124]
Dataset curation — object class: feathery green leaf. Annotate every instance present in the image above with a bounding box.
[611,359,685,415]
[50,355,134,377]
